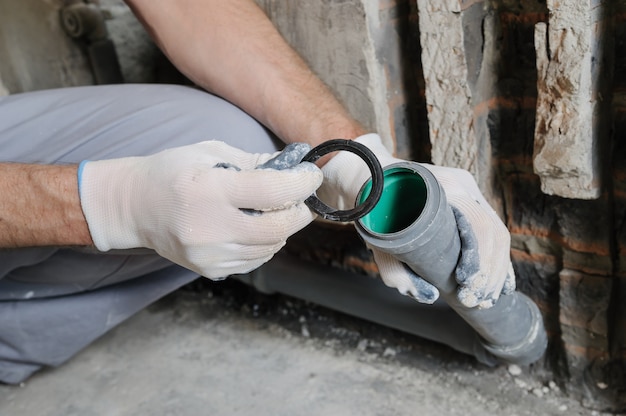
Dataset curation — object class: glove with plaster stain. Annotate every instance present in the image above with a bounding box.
[318,133,515,308]
[78,141,322,280]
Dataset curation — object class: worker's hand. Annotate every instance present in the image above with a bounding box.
[318,134,440,304]
[422,164,516,308]
[78,141,323,279]
[318,134,515,308]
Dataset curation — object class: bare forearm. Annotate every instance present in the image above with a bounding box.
[0,163,92,247]
[126,0,365,146]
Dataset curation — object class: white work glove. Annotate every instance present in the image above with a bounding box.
[318,133,515,308]
[78,141,323,279]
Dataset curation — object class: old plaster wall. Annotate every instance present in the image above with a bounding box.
[0,0,157,93]
[254,0,426,160]
[0,0,93,92]
[413,0,624,411]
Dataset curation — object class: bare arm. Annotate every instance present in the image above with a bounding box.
[0,163,92,247]
[125,0,366,147]
[0,0,360,249]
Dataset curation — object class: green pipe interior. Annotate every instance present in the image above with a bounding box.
[358,167,428,234]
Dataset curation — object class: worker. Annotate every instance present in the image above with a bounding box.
[0,0,515,384]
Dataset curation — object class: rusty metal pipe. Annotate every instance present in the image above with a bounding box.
[60,2,124,84]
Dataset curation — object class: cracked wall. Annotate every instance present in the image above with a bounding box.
[415,0,623,411]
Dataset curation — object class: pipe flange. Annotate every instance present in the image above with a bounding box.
[301,139,383,222]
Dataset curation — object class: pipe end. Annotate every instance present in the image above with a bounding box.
[480,293,548,366]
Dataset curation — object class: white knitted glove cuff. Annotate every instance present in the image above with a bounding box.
[78,158,145,251]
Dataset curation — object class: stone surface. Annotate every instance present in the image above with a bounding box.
[0,0,94,93]
[100,0,159,84]
[532,0,611,199]
[0,284,600,416]
[415,0,478,175]
[254,0,427,160]
[255,0,384,147]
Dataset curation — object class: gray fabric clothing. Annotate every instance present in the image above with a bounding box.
[0,84,281,383]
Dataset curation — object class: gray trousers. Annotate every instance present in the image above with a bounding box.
[0,84,281,384]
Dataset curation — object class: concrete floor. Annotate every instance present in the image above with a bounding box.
[0,280,612,416]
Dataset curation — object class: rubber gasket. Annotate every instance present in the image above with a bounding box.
[301,139,384,222]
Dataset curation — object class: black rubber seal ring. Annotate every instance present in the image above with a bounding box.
[301,139,384,222]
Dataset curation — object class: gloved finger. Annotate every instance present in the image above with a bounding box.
[231,202,317,245]
[227,163,323,210]
[453,206,499,308]
[255,143,312,170]
[201,253,278,280]
[471,267,515,309]
[207,142,313,172]
[502,262,516,296]
[422,164,487,205]
[450,203,511,309]
[183,242,285,280]
[194,140,278,170]
[372,249,439,304]
[452,206,480,286]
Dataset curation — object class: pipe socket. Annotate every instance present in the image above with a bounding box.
[355,162,547,365]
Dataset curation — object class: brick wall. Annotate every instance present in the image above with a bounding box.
[281,0,625,410]
[415,0,625,410]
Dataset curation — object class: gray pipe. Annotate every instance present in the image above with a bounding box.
[354,162,547,365]
[238,252,499,366]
